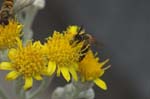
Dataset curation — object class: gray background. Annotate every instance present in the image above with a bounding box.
[0,0,150,99]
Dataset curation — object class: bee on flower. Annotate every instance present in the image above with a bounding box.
[78,50,110,90]
[65,25,98,61]
[43,31,84,82]
[0,38,52,90]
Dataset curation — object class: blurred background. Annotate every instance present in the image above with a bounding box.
[0,0,150,99]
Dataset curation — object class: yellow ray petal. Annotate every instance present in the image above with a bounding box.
[23,77,33,90]
[56,67,61,77]
[94,78,107,90]
[103,65,111,71]
[16,37,22,49]
[99,69,105,77]
[47,61,56,76]
[67,26,78,34]
[33,41,42,48]
[100,59,109,67]
[42,45,49,54]
[60,67,70,82]
[0,62,13,70]
[69,67,78,81]
[73,63,78,70]
[17,24,23,30]
[33,74,42,80]
[6,71,20,80]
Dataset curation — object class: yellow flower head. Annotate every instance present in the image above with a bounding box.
[0,19,23,50]
[0,38,51,90]
[66,25,78,36]
[64,25,84,41]
[44,31,84,82]
[78,50,110,90]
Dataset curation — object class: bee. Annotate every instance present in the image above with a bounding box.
[0,0,35,25]
[71,26,102,61]
[0,0,14,25]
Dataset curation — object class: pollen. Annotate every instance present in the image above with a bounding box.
[66,25,78,36]
[46,31,80,66]
[11,41,46,77]
[0,19,23,50]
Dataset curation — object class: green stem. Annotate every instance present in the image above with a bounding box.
[14,77,26,99]
[0,50,8,62]
[28,76,54,99]
[22,5,39,45]
[0,87,8,99]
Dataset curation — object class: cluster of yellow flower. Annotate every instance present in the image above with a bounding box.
[0,20,110,91]
[0,20,23,50]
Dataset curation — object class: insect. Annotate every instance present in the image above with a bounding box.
[71,26,102,61]
[0,0,14,25]
[0,0,35,25]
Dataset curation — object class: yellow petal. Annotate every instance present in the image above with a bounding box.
[56,67,61,77]
[73,63,78,70]
[99,69,105,77]
[23,77,33,90]
[0,62,13,70]
[8,48,17,60]
[16,37,22,49]
[42,45,49,54]
[17,24,23,30]
[94,78,107,90]
[100,59,109,67]
[6,71,20,80]
[33,74,42,80]
[103,65,111,71]
[47,61,56,76]
[60,67,70,82]
[69,67,78,81]
[33,41,42,48]
[67,26,78,34]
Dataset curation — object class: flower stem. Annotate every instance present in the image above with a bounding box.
[28,76,54,99]
[0,87,8,99]
[14,77,26,99]
[51,80,95,99]
[0,50,8,62]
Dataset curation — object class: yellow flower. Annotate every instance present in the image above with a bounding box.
[44,31,83,82]
[78,50,110,90]
[64,25,84,41]
[0,38,51,90]
[67,25,78,34]
[65,25,78,39]
[0,19,23,50]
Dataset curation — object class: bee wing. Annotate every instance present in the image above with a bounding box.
[93,40,105,49]
[13,0,35,14]
[88,35,105,50]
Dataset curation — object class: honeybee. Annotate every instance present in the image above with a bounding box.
[0,0,35,25]
[72,26,103,61]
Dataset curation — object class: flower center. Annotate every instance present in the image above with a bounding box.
[0,20,22,49]
[78,50,104,81]
[46,32,82,67]
[12,46,46,77]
